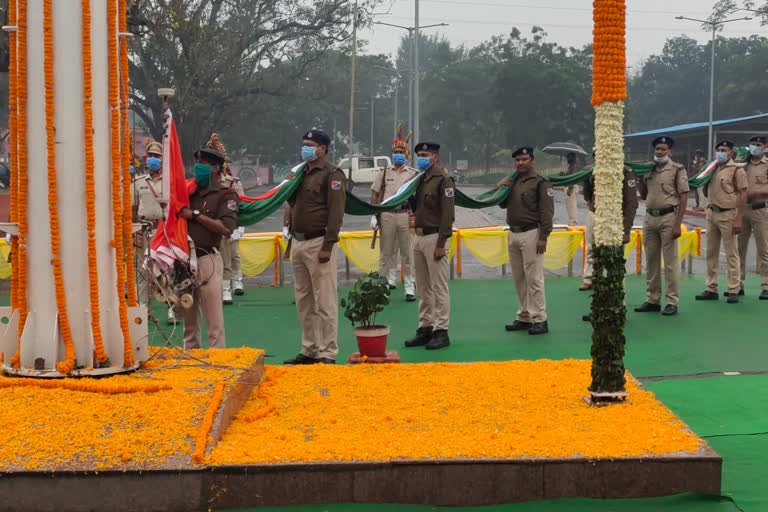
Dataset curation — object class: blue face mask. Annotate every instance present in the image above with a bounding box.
[130,165,135,176]
[194,163,212,188]
[715,151,729,164]
[146,157,161,171]
[393,153,407,166]
[417,156,432,171]
[301,145,317,162]
[750,145,763,157]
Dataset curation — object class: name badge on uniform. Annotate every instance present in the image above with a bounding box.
[628,179,636,188]
[547,187,554,197]
[445,187,454,198]
[331,180,342,190]
[227,199,237,211]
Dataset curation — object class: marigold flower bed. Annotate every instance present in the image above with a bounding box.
[0,348,264,472]
[209,359,702,465]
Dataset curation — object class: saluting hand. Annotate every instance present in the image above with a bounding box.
[318,249,332,264]
[536,240,547,255]
[434,246,447,261]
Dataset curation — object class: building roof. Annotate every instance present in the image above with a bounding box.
[625,113,768,138]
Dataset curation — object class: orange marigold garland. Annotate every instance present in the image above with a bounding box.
[10,0,29,369]
[108,0,134,367]
[192,381,227,463]
[43,0,77,375]
[8,0,18,319]
[591,0,627,106]
[245,367,283,423]
[0,377,171,394]
[82,0,108,364]
[119,0,137,308]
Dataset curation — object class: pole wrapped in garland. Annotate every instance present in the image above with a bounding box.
[589,0,628,394]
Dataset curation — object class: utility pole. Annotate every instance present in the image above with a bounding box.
[414,0,420,155]
[370,96,374,157]
[675,15,750,158]
[348,0,358,170]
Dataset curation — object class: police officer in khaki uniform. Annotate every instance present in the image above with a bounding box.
[284,130,346,365]
[132,140,177,324]
[563,152,582,225]
[404,141,455,350]
[636,136,689,316]
[696,140,748,303]
[371,125,418,301]
[580,163,639,301]
[738,135,768,300]
[497,146,554,335]
[177,147,239,349]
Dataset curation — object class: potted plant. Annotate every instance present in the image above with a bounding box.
[340,272,391,357]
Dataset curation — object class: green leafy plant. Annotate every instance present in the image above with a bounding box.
[588,244,627,393]
[339,272,391,328]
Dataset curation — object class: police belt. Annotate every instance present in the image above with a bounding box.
[647,206,675,217]
[195,247,216,258]
[750,202,767,210]
[508,224,539,233]
[293,229,326,241]
[415,227,440,236]
[709,205,733,213]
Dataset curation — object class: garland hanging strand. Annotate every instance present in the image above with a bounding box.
[591,0,627,106]
[8,0,18,318]
[119,0,137,308]
[43,0,77,374]
[108,0,133,367]
[11,0,29,369]
[82,0,107,363]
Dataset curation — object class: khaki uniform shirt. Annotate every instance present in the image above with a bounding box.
[643,160,689,210]
[745,156,768,194]
[188,178,239,249]
[502,173,554,241]
[132,175,164,221]
[371,165,418,202]
[288,157,346,250]
[412,168,455,245]
[583,167,639,235]
[706,160,748,209]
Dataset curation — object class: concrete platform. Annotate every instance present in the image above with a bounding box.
[0,445,721,511]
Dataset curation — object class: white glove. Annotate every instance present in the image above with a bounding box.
[231,230,242,241]
[370,215,378,229]
[4,233,10,245]
[282,226,290,239]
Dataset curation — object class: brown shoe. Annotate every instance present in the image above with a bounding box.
[579,283,592,291]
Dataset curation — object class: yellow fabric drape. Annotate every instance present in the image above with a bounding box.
[0,240,10,279]
[338,231,457,274]
[623,230,640,260]
[457,228,584,270]
[542,231,585,270]
[239,234,281,277]
[642,230,700,265]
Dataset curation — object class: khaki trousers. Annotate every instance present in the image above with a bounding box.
[135,231,153,306]
[644,213,680,305]
[378,212,413,285]
[706,209,741,293]
[508,228,547,323]
[181,252,226,349]
[293,237,339,360]
[739,207,768,290]
[413,233,450,330]
[565,185,579,225]
[220,237,242,281]
[582,210,595,285]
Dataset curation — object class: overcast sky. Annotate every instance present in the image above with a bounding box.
[361,0,766,68]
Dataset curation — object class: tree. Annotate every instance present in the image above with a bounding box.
[127,0,381,163]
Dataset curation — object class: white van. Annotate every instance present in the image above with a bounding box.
[337,155,393,186]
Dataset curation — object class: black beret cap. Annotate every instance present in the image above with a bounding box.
[302,130,331,147]
[415,141,440,153]
[512,146,534,158]
[716,140,735,150]
[195,147,226,165]
[750,135,767,144]
[652,136,675,148]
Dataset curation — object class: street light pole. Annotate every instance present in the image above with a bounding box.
[370,95,374,157]
[675,15,751,158]
[348,0,358,168]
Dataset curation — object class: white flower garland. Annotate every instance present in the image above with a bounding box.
[593,101,625,246]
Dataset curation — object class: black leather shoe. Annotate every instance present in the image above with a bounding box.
[234,289,245,296]
[317,358,336,364]
[760,290,768,300]
[283,354,317,365]
[727,294,739,304]
[505,320,533,331]
[634,302,661,312]
[723,288,745,297]
[661,305,678,316]
[405,326,433,347]
[405,294,416,302]
[426,329,450,350]
[582,314,591,322]
[695,291,719,301]
[528,321,549,335]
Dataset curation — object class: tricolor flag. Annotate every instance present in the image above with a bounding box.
[149,109,190,268]
[694,160,718,182]
[238,163,304,203]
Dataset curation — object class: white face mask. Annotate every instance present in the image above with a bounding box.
[653,155,669,164]
[716,151,729,164]
[750,145,763,157]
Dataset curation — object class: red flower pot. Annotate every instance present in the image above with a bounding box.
[354,325,390,358]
